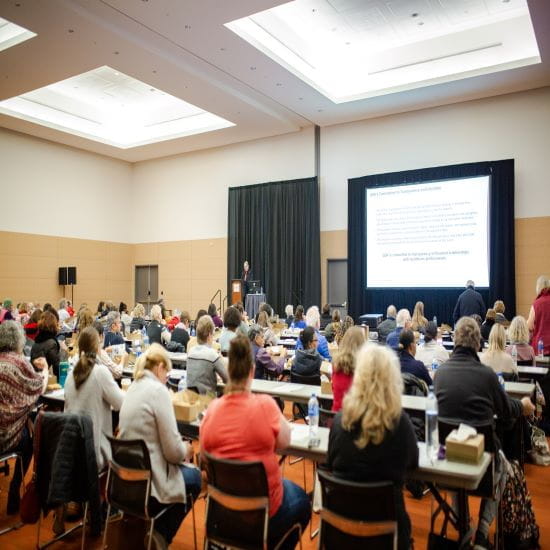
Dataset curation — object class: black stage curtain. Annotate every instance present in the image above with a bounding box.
[228,177,320,316]
[348,160,515,325]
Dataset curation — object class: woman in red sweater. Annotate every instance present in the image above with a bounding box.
[331,326,366,412]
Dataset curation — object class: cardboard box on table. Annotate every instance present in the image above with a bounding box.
[172,390,213,422]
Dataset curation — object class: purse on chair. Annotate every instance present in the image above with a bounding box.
[20,412,43,524]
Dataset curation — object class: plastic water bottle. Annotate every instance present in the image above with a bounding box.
[511,344,518,367]
[308,394,319,443]
[419,332,425,345]
[433,315,438,328]
[190,323,196,337]
[177,372,187,393]
[142,327,149,348]
[431,358,439,373]
[538,339,544,359]
[497,372,505,390]
[425,388,439,462]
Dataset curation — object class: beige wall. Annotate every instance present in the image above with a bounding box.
[516,216,550,318]
[0,231,133,309]
[133,238,227,317]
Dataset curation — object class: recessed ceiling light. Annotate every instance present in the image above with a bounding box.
[0,16,36,53]
[0,65,234,148]
[226,0,540,104]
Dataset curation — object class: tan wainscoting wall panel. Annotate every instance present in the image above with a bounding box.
[515,216,550,318]
[132,238,227,317]
[0,231,133,309]
[320,230,348,307]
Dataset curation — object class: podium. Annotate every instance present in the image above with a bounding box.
[231,279,242,304]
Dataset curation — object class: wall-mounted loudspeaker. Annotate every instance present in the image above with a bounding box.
[59,266,77,285]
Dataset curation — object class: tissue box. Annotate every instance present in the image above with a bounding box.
[172,390,200,422]
[445,433,484,463]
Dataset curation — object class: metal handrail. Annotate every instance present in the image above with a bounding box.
[210,289,222,314]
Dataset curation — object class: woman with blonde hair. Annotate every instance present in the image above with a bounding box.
[118,343,201,548]
[411,301,428,332]
[331,326,365,412]
[493,300,507,324]
[327,344,418,550]
[506,316,535,365]
[130,303,146,332]
[479,323,517,376]
[337,315,355,345]
[147,304,168,345]
[527,275,550,356]
[324,309,343,344]
[257,310,277,346]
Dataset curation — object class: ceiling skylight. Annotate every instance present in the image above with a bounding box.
[0,66,234,148]
[0,17,36,52]
[226,0,541,103]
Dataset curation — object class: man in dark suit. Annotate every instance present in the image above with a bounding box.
[453,280,486,325]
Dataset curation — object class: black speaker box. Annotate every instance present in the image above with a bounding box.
[58,267,68,285]
[68,266,77,285]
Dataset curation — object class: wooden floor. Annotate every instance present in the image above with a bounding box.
[1,423,549,549]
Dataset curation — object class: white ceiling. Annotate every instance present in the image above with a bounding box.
[0,0,548,163]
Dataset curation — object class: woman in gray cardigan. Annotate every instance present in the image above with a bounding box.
[118,343,201,548]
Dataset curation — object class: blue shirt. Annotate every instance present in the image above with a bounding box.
[386,326,404,350]
[295,329,332,361]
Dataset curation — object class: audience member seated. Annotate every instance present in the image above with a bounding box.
[96,301,106,319]
[479,323,518,376]
[200,336,311,548]
[415,321,449,368]
[194,309,208,329]
[147,305,168,346]
[435,316,535,549]
[398,330,432,388]
[64,327,124,471]
[480,308,496,341]
[294,306,332,361]
[208,303,223,329]
[218,307,239,354]
[257,310,278,347]
[0,298,15,322]
[377,305,397,345]
[506,316,535,365]
[57,298,71,324]
[249,325,286,380]
[386,309,412,350]
[494,300,507,324]
[186,315,228,393]
[129,303,146,332]
[234,302,250,337]
[118,344,201,548]
[23,307,42,342]
[31,310,66,378]
[0,321,48,515]
[292,327,322,377]
[527,275,550,356]
[338,315,355,346]
[92,321,124,379]
[66,300,75,317]
[331,326,365,412]
[320,303,332,330]
[119,301,132,331]
[284,304,294,328]
[324,310,342,344]
[411,301,428,332]
[18,302,30,326]
[103,311,126,349]
[452,280,486,326]
[327,343,418,550]
[290,305,306,330]
[170,310,191,352]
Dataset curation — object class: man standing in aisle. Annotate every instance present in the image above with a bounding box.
[453,280,486,325]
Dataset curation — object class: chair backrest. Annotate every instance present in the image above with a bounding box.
[318,469,397,550]
[203,451,269,550]
[401,372,428,397]
[319,407,336,428]
[106,437,152,519]
[290,371,321,386]
[437,417,495,497]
